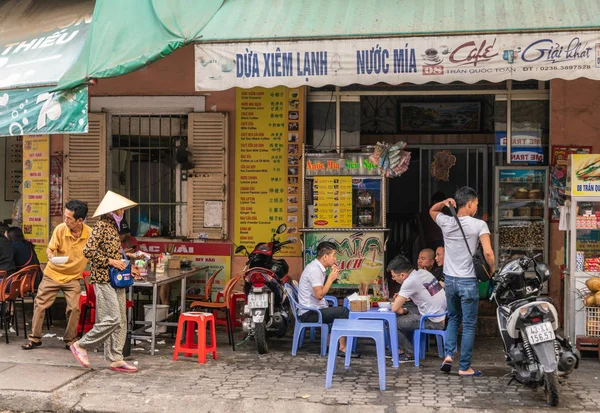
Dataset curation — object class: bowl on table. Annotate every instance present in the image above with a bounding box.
[50,256,69,265]
[377,301,392,310]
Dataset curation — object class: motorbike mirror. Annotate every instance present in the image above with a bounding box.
[235,246,246,254]
[276,224,287,234]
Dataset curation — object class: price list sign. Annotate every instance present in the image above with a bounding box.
[313,176,353,228]
[22,135,50,248]
[234,87,303,256]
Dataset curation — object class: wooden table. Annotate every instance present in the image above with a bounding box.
[127,266,206,355]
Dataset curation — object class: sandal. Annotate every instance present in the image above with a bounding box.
[70,344,90,368]
[459,369,483,377]
[110,362,138,373]
[21,340,42,350]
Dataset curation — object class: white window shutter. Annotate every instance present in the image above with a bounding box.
[63,113,107,226]
[187,112,228,239]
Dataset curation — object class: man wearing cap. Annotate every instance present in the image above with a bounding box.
[119,218,139,253]
[22,200,91,350]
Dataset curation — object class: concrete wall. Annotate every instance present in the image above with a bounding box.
[549,78,600,318]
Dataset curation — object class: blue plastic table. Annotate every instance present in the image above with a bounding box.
[349,308,399,368]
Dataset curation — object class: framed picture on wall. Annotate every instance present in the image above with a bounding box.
[399,102,482,133]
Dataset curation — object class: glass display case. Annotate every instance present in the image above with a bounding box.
[494,167,549,271]
[301,145,388,288]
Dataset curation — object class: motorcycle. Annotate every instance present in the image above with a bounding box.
[491,255,580,407]
[235,224,296,354]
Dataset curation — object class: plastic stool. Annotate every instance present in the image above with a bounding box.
[173,312,217,364]
[215,291,246,330]
[326,319,386,391]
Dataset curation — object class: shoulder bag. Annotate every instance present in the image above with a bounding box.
[447,205,492,282]
[109,249,134,289]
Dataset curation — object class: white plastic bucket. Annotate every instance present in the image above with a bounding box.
[144,304,169,333]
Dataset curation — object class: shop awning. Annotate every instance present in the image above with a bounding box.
[197,0,600,41]
[0,0,94,137]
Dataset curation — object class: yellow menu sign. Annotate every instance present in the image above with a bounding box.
[234,87,304,256]
[569,154,600,196]
[313,177,353,228]
[22,135,50,256]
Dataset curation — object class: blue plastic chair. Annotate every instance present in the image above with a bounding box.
[285,284,329,357]
[290,283,337,342]
[326,319,387,391]
[412,311,448,367]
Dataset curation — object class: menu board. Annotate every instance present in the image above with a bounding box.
[313,176,352,228]
[22,136,50,253]
[4,136,23,201]
[234,87,304,256]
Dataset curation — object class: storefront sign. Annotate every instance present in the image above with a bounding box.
[549,146,591,221]
[0,85,88,137]
[22,135,49,258]
[197,31,600,90]
[313,177,352,228]
[304,231,384,286]
[495,131,544,163]
[569,154,600,196]
[234,87,303,256]
[4,135,22,201]
[305,155,379,176]
[137,241,231,301]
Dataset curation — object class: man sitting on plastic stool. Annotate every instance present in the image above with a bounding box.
[298,241,359,358]
[388,254,447,363]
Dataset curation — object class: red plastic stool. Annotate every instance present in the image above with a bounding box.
[173,312,217,364]
[215,291,246,330]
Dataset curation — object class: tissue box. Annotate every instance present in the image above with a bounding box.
[167,257,181,269]
[349,296,370,312]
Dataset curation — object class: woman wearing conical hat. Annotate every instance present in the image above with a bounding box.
[69,191,139,372]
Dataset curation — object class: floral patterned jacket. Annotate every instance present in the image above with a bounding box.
[83,215,123,284]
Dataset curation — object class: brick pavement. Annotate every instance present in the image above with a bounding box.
[1,322,599,412]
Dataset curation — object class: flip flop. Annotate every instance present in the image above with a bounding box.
[459,369,483,377]
[69,344,90,368]
[440,360,452,373]
[110,363,138,373]
[21,340,42,350]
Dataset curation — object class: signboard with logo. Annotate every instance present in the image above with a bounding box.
[495,131,544,163]
[234,86,303,256]
[196,31,600,90]
[568,154,600,196]
[304,231,384,287]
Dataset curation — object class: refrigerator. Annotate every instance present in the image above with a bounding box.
[494,166,550,280]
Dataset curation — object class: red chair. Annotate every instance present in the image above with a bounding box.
[78,271,133,336]
[1,269,30,343]
[215,291,247,331]
[173,312,217,364]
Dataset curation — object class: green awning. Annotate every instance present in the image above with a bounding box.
[0,0,94,137]
[57,0,225,91]
[197,0,600,42]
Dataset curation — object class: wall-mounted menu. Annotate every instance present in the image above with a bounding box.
[4,135,23,201]
[234,87,304,256]
[22,135,50,248]
[313,177,352,228]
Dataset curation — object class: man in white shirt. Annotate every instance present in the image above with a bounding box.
[298,241,358,358]
[389,255,447,363]
[430,186,495,377]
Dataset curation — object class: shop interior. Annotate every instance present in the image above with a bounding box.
[306,80,550,291]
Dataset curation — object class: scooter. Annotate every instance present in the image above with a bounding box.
[235,224,296,354]
[491,255,580,407]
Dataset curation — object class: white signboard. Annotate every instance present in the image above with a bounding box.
[196,31,600,91]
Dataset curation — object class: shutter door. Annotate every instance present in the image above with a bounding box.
[187,112,228,239]
[63,113,107,226]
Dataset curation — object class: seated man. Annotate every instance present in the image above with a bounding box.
[388,254,447,363]
[298,241,358,358]
[432,245,445,287]
[417,248,435,272]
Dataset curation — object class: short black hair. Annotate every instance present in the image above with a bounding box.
[386,254,413,274]
[5,226,26,242]
[0,223,9,235]
[455,186,478,209]
[65,200,88,220]
[316,241,337,259]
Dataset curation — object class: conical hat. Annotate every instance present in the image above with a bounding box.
[93,191,137,217]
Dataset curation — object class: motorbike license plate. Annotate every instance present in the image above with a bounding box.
[248,294,269,309]
[525,322,555,345]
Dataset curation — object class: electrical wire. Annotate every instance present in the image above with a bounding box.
[314,90,335,149]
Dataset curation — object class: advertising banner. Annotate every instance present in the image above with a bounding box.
[313,177,353,228]
[568,154,600,196]
[234,86,303,256]
[136,241,231,301]
[304,231,384,287]
[22,135,49,259]
[549,146,591,221]
[197,31,600,90]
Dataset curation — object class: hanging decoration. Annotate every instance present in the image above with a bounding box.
[369,141,411,178]
[431,150,457,181]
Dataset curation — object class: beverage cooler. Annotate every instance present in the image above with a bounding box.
[494,167,549,278]
[301,145,388,289]
[565,154,600,340]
